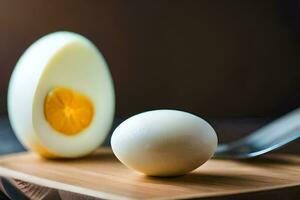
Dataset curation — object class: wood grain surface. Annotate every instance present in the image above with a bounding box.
[0,148,299,200]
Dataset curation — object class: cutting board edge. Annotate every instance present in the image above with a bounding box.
[0,166,127,200]
[154,184,300,200]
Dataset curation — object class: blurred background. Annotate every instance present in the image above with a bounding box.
[0,0,300,153]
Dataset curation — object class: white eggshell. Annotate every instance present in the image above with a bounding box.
[111,110,218,176]
[8,31,115,158]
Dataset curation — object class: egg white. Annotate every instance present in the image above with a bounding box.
[8,32,115,158]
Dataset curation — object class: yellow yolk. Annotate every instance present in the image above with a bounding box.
[44,88,94,136]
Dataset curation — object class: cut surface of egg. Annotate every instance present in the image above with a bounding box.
[8,31,115,158]
[111,110,218,176]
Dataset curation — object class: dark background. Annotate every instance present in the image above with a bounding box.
[1,0,300,118]
[0,0,299,156]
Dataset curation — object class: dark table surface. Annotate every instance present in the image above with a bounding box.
[0,116,270,155]
[1,115,299,156]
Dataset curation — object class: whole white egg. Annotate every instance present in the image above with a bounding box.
[8,32,115,158]
[111,110,218,176]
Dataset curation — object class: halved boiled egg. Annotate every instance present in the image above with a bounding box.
[8,32,115,158]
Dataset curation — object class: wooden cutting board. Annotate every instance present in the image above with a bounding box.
[0,148,299,200]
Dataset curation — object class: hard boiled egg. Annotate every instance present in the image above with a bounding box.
[8,32,115,158]
[111,110,218,176]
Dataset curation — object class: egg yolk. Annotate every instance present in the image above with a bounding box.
[44,88,94,136]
